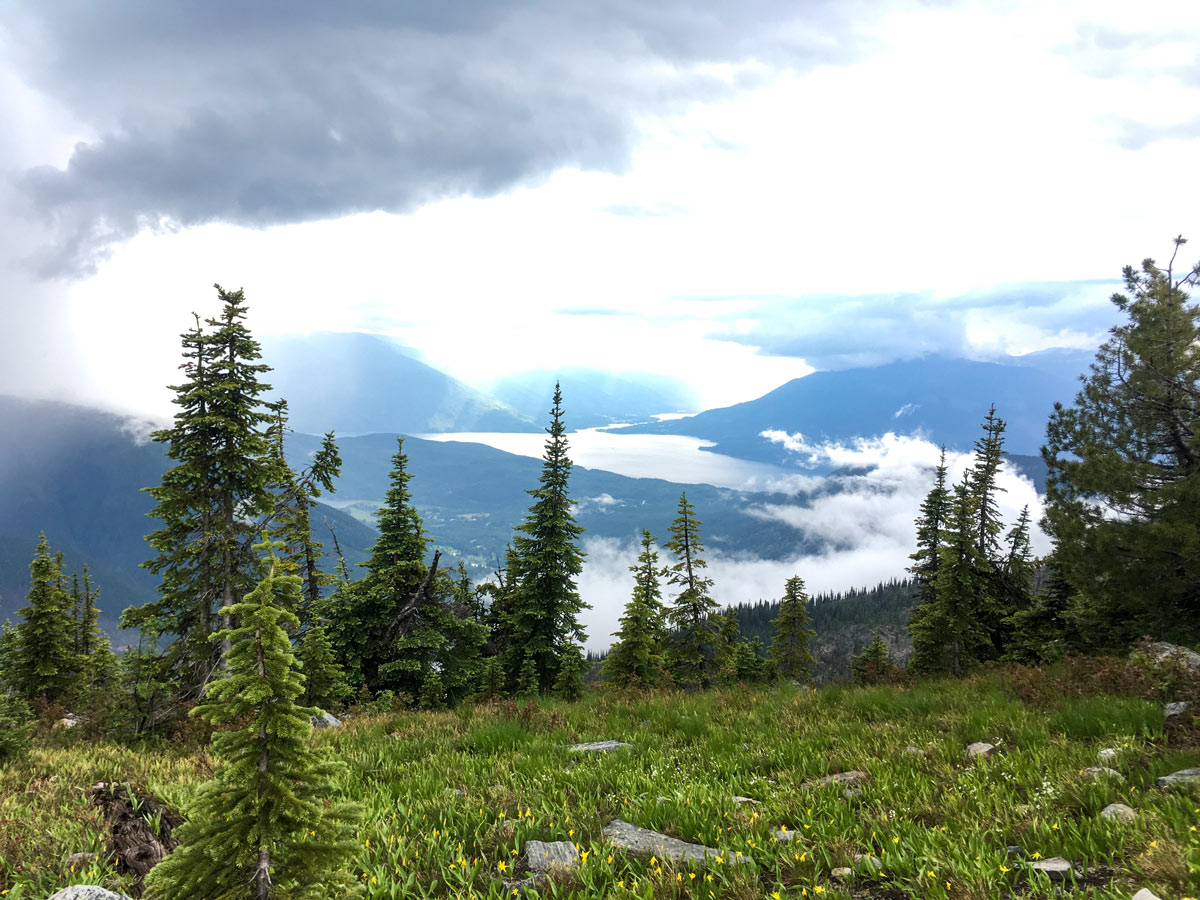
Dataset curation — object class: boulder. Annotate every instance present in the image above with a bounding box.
[1100,803,1136,822]
[311,711,343,728]
[603,819,749,864]
[1140,642,1200,672]
[1083,766,1124,782]
[1156,768,1200,788]
[569,740,631,753]
[1164,701,1191,719]
[47,889,134,900]
[1132,890,1163,900]
[524,840,581,874]
[1029,857,1073,881]
[965,742,995,759]
[774,828,798,842]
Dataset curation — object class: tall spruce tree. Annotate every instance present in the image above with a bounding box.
[664,492,718,686]
[713,607,742,683]
[969,406,1007,559]
[604,531,667,686]
[1043,238,1200,647]
[768,575,816,682]
[129,288,280,697]
[10,535,77,705]
[504,384,588,693]
[144,537,359,900]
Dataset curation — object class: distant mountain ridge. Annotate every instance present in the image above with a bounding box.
[616,353,1092,465]
[486,368,696,428]
[261,332,537,435]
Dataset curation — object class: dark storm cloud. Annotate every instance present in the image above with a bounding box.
[6,0,866,275]
[706,281,1123,369]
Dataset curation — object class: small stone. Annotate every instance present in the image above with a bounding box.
[1156,767,1200,788]
[1006,845,1023,858]
[1029,857,1073,881]
[811,771,867,788]
[603,819,749,864]
[774,828,798,842]
[965,742,995,759]
[732,795,759,805]
[502,874,548,894]
[1131,889,1163,900]
[853,853,882,871]
[1096,748,1119,763]
[1083,766,1124,782]
[524,840,581,873]
[569,740,632,753]
[1164,701,1191,718]
[831,867,852,878]
[47,889,134,900]
[902,745,925,756]
[63,852,98,870]
[311,711,343,728]
[55,713,80,730]
[1099,803,1136,822]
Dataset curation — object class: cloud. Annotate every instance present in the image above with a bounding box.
[5,0,865,275]
[578,432,1049,651]
[704,280,1123,370]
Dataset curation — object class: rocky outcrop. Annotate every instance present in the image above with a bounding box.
[1156,768,1200,788]
[604,819,749,864]
[47,888,134,900]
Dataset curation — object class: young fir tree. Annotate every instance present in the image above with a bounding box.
[1003,556,1081,663]
[515,651,540,698]
[909,482,993,675]
[713,607,742,683]
[768,576,816,682]
[143,537,360,900]
[130,289,281,698]
[10,535,77,706]
[297,624,349,711]
[323,437,431,695]
[907,448,950,642]
[734,637,768,683]
[1043,238,1200,647]
[67,566,120,715]
[479,656,505,701]
[850,631,900,686]
[504,384,588,693]
[664,492,718,687]
[969,406,1007,559]
[604,531,667,686]
[553,641,585,701]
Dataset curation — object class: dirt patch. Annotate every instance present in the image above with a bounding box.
[91,781,184,897]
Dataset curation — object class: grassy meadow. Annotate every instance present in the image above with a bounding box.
[2,675,1198,900]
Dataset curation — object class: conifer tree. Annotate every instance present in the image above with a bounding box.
[969,406,1007,559]
[768,575,816,682]
[505,384,588,692]
[734,637,768,683]
[516,651,539,698]
[850,631,899,685]
[10,535,77,706]
[130,289,280,697]
[553,641,585,701]
[297,624,349,711]
[143,537,359,900]
[604,531,667,686]
[664,492,718,686]
[713,607,742,683]
[1043,238,1200,647]
[67,566,120,717]
[479,656,505,700]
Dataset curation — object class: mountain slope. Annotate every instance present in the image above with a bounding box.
[616,355,1088,463]
[262,332,536,435]
[486,369,696,428]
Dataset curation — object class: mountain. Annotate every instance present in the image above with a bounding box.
[615,355,1090,465]
[261,332,536,435]
[485,369,697,428]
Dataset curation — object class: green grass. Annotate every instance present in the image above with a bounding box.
[1,679,1197,899]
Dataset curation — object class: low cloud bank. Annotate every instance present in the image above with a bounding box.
[578,432,1048,652]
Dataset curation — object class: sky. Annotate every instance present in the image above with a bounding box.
[2,0,1199,417]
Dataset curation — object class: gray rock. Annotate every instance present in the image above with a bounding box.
[55,713,80,730]
[1132,890,1163,900]
[966,741,995,759]
[1006,846,1023,858]
[902,745,926,756]
[1156,767,1200,788]
[603,819,749,864]
[502,874,548,894]
[1083,766,1124,782]
[569,740,631,753]
[853,853,882,871]
[311,711,342,728]
[63,851,98,870]
[1029,857,1073,881]
[1140,641,1200,672]
[774,828,798,842]
[831,867,852,878]
[810,770,868,788]
[732,795,759,805]
[1096,748,1119,763]
[524,840,581,873]
[1164,701,1192,718]
[1100,803,1136,822]
[47,889,134,900]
